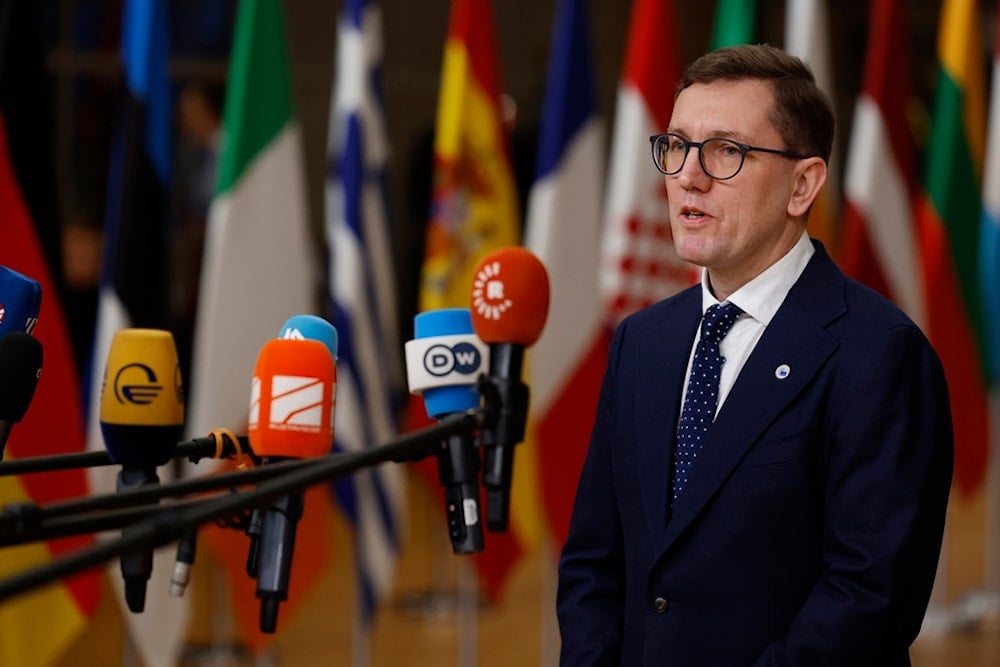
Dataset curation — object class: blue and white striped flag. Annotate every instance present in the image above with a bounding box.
[326,0,406,633]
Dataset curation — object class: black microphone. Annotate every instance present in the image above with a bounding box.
[0,332,43,459]
[0,265,44,459]
[98,328,184,612]
[404,308,489,554]
[469,248,549,531]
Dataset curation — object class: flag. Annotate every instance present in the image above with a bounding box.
[784,0,840,256]
[0,5,100,663]
[82,2,189,665]
[600,0,696,328]
[326,0,406,629]
[916,0,989,495]
[711,0,757,49]
[524,0,610,548]
[414,0,525,599]
[980,3,1000,385]
[184,0,334,650]
[839,0,926,326]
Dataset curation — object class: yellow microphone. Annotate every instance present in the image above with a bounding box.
[98,328,184,612]
[99,328,184,468]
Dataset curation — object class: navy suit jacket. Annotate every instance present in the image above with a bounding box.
[557,242,953,666]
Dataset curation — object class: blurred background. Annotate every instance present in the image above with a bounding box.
[1,0,999,665]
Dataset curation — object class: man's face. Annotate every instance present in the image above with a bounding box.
[665,78,807,295]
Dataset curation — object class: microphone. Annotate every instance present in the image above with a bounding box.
[99,328,184,612]
[277,313,339,357]
[405,308,490,554]
[0,265,44,459]
[244,314,337,581]
[0,332,43,458]
[0,265,42,337]
[469,247,549,532]
[248,335,336,633]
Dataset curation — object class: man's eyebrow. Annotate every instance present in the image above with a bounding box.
[666,127,751,143]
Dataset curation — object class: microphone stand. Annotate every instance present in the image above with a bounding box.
[0,407,487,604]
[0,457,315,545]
[0,435,252,476]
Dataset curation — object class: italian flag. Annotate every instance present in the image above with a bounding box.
[185,0,333,648]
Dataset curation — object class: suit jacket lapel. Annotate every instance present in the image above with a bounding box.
[634,288,702,543]
[658,244,847,553]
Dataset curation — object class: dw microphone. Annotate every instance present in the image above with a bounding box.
[405,308,490,554]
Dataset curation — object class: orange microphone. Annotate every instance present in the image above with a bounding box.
[246,336,335,633]
[248,337,335,459]
[469,247,550,531]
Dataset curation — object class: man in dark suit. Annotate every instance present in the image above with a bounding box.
[557,44,953,666]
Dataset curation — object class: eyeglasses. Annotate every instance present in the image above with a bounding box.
[649,132,811,181]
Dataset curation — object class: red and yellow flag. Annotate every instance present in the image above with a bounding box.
[412,0,527,600]
[0,117,100,667]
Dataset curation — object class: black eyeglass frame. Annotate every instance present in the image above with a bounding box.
[648,132,812,181]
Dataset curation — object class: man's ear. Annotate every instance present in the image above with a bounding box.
[787,157,828,218]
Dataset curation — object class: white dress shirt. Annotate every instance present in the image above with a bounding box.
[680,231,815,418]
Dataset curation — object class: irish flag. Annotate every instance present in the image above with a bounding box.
[917,0,989,495]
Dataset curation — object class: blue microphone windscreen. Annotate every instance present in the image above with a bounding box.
[0,266,42,336]
[278,314,338,359]
[414,308,471,338]
[413,309,481,417]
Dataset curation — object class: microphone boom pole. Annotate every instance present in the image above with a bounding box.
[0,407,488,604]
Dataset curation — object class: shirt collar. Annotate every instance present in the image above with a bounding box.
[699,231,815,325]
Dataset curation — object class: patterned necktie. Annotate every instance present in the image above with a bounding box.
[672,302,743,503]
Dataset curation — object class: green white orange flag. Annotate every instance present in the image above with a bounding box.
[917,0,989,495]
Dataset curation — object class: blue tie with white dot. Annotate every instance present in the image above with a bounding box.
[672,302,743,504]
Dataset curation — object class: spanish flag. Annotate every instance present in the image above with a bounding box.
[413,0,527,600]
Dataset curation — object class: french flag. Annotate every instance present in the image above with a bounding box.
[524,0,610,548]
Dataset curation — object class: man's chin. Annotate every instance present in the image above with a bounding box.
[674,240,712,268]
